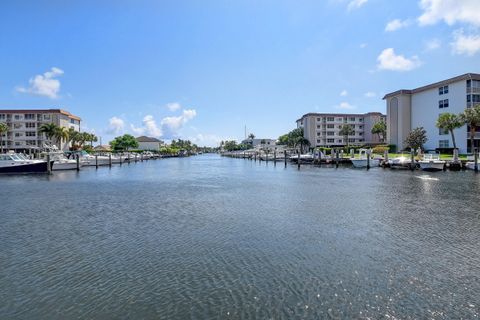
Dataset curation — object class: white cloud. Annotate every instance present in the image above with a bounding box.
[161,109,197,134]
[143,115,162,137]
[451,29,480,56]
[340,90,348,97]
[364,91,376,98]
[385,19,411,32]
[336,102,356,110]
[418,0,480,27]
[425,38,441,51]
[107,116,125,134]
[16,67,64,99]
[359,43,368,48]
[130,115,163,137]
[188,133,226,147]
[166,102,181,112]
[347,0,367,11]
[377,48,422,72]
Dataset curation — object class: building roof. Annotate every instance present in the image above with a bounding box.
[94,145,111,151]
[0,108,81,121]
[296,112,385,122]
[136,136,163,143]
[383,73,480,99]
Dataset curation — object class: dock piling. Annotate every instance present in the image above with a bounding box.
[46,154,52,175]
[366,149,370,170]
[410,149,415,171]
[95,155,98,168]
[76,154,80,171]
[109,154,112,167]
[297,150,300,169]
[475,147,478,172]
[284,150,287,167]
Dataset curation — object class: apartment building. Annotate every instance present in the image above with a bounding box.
[0,109,81,152]
[384,73,480,153]
[296,112,386,147]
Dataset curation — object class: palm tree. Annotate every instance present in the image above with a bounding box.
[460,104,480,153]
[339,124,355,147]
[435,113,463,150]
[248,133,255,140]
[371,121,387,142]
[295,136,310,153]
[67,128,79,148]
[0,122,9,153]
[54,126,69,150]
[39,123,58,145]
[89,134,98,146]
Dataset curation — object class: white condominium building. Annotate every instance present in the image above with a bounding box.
[0,109,81,152]
[384,73,480,153]
[296,112,386,147]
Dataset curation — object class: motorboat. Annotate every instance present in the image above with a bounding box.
[388,154,413,169]
[0,152,53,174]
[418,153,445,171]
[289,153,314,163]
[350,149,379,168]
[79,151,117,166]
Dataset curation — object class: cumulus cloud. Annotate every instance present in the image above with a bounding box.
[188,133,227,147]
[336,102,356,110]
[418,0,480,27]
[129,115,163,137]
[161,109,197,132]
[385,19,411,32]
[425,38,441,51]
[16,67,64,99]
[451,29,480,56]
[340,90,348,97]
[166,102,181,112]
[377,48,422,72]
[364,92,376,98]
[347,0,367,11]
[107,116,125,134]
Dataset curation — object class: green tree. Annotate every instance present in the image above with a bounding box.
[405,127,428,151]
[295,136,310,153]
[0,122,8,153]
[460,104,480,153]
[109,134,139,151]
[435,113,463,150]
[339,124,355,147]
[54,126,69,149]
[371,121,387,142]
[39,123,58,142]
[248,133,255,139]
[277,134,289,145]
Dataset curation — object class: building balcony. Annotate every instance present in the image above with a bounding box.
[467,87,480,94]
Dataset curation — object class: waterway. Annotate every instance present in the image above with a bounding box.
[1,154,479,319]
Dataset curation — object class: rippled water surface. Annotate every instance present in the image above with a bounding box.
[1,154,480,319]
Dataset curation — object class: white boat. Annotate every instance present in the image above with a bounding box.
[418,153,445,171]
[0,152,52,174]
[388,154,413,169]
[289,153,314,163]
[350,149,379,168]
[79,151,117,166]
[260,153,285,161]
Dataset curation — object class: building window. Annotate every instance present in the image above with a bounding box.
[327,131,335,136]
[26,140,36,146]
[327,138,334,143]
[359,118,363,122]
[439,85,449,95]
[468,94,480,103]
[24,114,35,120]
[14,115,21,120]
[15,132,22,137]
[70,119,76,124]
[13,123,22,129]
[326,124,334,128]
[15,142,21,146]
[439,128,449,135]
[359,125,363,129]
[317,139,321,143]
[317,132,321,136]
[327,117,334,121]
[316,117,321,121]
[439,140,449,148]
[25,123,36,128]
[349,117,355,122]
[337,139,342,143]
[439,99,449,108]
[43,114,51,120]
[0,114,5,120]
[317,125,321,129]
[25,131,36,137]
[348,138,355,143]
[359,132,363,136]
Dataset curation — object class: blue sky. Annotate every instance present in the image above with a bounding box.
[1,0,479,146]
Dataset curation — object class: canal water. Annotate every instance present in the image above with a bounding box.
[1,154,479,319]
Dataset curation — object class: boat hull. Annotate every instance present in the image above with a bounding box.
[351,159,379,168]
[52,161,80,170]
[0,161,52,174]
[419,162,445,171]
